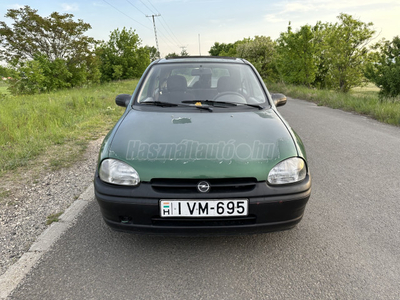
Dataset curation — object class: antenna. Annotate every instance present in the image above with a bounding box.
[146,14,161,58]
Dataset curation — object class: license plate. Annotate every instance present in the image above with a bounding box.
[160,199,248,217]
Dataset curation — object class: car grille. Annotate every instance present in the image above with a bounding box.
[150,178,257,194]
[151,216,256,226]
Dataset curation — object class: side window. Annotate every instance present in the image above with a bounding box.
[138,69,160,102]
[152,76,160,100]
[138,78,151,102]
[239,70,248,96]
[243,67,265,102]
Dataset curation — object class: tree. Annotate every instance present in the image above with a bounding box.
[97,27,150,82]
[208,40,249,57]
[275,14,375,91]
[144,46,160,62]
[0,65,16,78]
[180,48,189,57]
[236,36,279,81]
[164,49,190,58]
[7,58,47,94]
[365,36,400,98]
[277,23,319,86]
[0,5,96,63]
[165,52,180,58]
[320,13,375,92]
[0,6,100,94]
[209,42,232,56]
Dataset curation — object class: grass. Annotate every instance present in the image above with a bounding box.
[267,82,400,126]
[0,80,9,95]
[46,211,64,225]
[0,79,138,175]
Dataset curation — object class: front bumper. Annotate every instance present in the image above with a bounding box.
[94,173,311,236]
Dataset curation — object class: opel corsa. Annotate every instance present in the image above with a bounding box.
[94,57,311,235]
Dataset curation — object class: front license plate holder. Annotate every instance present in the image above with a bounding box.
[160,199,248,218]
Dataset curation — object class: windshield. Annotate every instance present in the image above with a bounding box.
[136,62,268,106]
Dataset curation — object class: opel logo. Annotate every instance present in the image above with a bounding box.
[197,181,210,193]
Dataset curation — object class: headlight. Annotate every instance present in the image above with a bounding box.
[267,157,307,185]
[99,159,140,186]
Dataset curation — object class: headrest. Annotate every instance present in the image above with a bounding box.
[167,75,187,92]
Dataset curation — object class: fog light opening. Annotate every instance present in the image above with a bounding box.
[119,216,133,224]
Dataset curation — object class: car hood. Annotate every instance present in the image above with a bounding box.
[107,108,298,182]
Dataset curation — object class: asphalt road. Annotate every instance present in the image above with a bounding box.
[10,98,400,300]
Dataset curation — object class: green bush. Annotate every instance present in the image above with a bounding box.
[7,54,101,95]
[365,36,400,99]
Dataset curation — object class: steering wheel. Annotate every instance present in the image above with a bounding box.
[213,92,246,103]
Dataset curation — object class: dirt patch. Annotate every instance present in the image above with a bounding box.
[0,137,103,276]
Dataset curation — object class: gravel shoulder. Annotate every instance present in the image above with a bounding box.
[0,137,103,276]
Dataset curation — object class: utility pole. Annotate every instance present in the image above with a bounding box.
[198,34,201,56]
[146,14,161,58]
[179,46,188,56]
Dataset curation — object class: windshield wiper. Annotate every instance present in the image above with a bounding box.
[184,100,265,110]
[140,100,178,107]
[191,105,213,112]
[239,103,265,110]
[140,100,213,111]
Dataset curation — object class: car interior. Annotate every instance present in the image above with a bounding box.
[138,63,267,105]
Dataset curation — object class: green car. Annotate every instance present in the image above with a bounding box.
[94,56,311,235]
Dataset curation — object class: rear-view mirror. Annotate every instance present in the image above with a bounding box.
[115,94,131,107]
[191,68,212,76]
[271,93,287,107]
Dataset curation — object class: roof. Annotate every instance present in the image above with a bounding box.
[157,56,245,64]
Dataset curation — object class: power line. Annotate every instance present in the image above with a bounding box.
[102,0,152,30]
[138,0,156,15]
[104,0,186,56]
[144,0,183,48]
[135,0,180,48]
[126,0,148,17]
[157,35,180,54]
[145,0,161,15]
[156,29,177,48]
[158,18,182,47]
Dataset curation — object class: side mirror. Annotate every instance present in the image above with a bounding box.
[271,93,287,107]
[115,94,131,107]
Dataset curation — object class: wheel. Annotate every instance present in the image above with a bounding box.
[213,92,246,103]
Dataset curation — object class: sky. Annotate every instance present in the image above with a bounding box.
[1,0,400,58]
